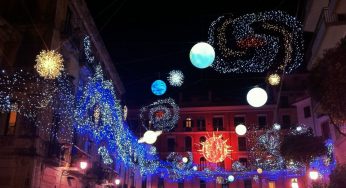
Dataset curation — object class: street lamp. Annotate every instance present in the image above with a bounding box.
[115,178,121,185]
[291,178,299,188]
[309,169,319,180]
[80,161,88,170]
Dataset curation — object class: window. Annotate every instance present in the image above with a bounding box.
[84,140,93,154]
[268,181,276,188]
[6,111,17,135]
[185,136,192,152]
[234,116,245,126]
[199,137,206,149]
[321,121,331,140]
[280,96,289,108]
[178,181,184,188]
[238,137,247,151]
[244,179,252,188]
[221,183,228,188]
[213,117,223,131]
[239,158,248,167]
[200,157,206,170]
[167,138,175,152]
[200,180,206,188]
[197,118,206,131]
[257,115,267,129]
[282,115,291,129]
[141,176,147,188]
[304,106,311,118]
[217,161,225,168]
[158,177,164,188]
[184,118,193,131]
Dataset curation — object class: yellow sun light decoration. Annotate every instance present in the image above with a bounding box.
[199,132,232,163]
[35,50,64,79]
[267,73,281,86]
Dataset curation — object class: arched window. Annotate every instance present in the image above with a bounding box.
[185,136,192,151]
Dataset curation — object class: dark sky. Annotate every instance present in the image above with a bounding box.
[85,0,306,107]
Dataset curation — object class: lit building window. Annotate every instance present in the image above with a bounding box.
[269,181,276,188]
[6,110,17,135]
[185,118,192,127]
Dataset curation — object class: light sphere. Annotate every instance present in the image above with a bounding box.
[35,50,64,79]
[268,73,281,86]
[257,168,263,174]
[227,175,235,182]
[115,179,121,185]
[151,80,167,96]
[189,42,215,69]
[273,123,281,130]
[246,87,268,107]
[138,130,162,144]
[182,157,188,163]
[80,161,88,170]
[235,124,247,136]
[309,170,319,180]
[192,166,198,171]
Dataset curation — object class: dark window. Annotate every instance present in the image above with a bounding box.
[238,137,247,151]
[178,181,184,188]
[234,116,245,126]
[185,136,192,152]
[213,117,223,131]
[282,115,291,129]
[280,96,289,108]
[244,179,252,188]
[239,158,248,167]
[200,157,206,170]
[217,161,225,168]
[158,178,164,188]
[222,183,228,188]
[84,140,92,154]
[141,176,147,188]
[184,118,193,131]
[304,106,311,118]
[167,138,175,152]
[199,137,206,149]
[200,180,206,188]
[258,116,267,129]
[321,121,331,140]
[197,118,206,131]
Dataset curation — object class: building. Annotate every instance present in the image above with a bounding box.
[0,0,125,187]
[303,0,346,165]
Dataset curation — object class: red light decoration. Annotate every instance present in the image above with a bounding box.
[199,132,232,163]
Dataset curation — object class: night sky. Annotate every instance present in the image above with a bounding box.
[85,0,307,107]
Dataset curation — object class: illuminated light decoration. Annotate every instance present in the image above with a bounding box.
[165,152,195,181]
[80,161,88,170]
[208,11,303,74]
[167,70,184,87]
[246,87,268,107]
[257,168,263,174]
[267,73,281,86]
[115,179,121,185]
[216,176,224,184]
[253,175,259,182]
[235,124,247,136]
[273,123,281,130]
[227,175,235,182]
[151,80,167,96]
[138,130,162,144]
[182,157,188,163]
[139,98,179,131]
[309,169,319,180]
[123,105,128,120]
[35,50,64,79]
[192,166,198,171]
[98,146,113,164]
[310,139,336,175]
[83,36,96,64]
[232,161,247,171]
[290,124,312,136]
[189,42,215,69]
[199,132,232,163]
[291,178,299,188]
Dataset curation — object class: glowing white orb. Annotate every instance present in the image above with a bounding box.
[182,157,188,163]
[192,166,198,171]
[151,80,167,96]
[246,87,268,107]
[227,175,235,182]
[257,168,263,174]
[80,161,88,170]
[309,170,319,180]
[268,73,281,86]
[115,179,121,185]
[235,124,247,136]
[167,70,184,87]
[138,130,162,144]
[296,126,302,132]
[189,42,215,69]
[273,123,281,130]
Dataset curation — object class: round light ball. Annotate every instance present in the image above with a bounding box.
[139,130,162,145]
[189,42,215,69]
[235,124,247,136]
[35,50,64,79]
[182,157,188,163]
[115,178,121,185]
[151,80,167,96]
[257,168,263,174]
[192,166,198,171]
[309,170,319,180]
[80,161,88,170]
[268,73,281,86]
[246,87,268,107]
[273,123,281,130]
[227,175,235,182]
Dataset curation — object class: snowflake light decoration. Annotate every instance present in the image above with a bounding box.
[35,50,64,79]
[199,132,232,163]
[167,70,184,87]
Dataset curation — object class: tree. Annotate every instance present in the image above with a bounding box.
[329,165,346,188]
[309,36,346,136]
